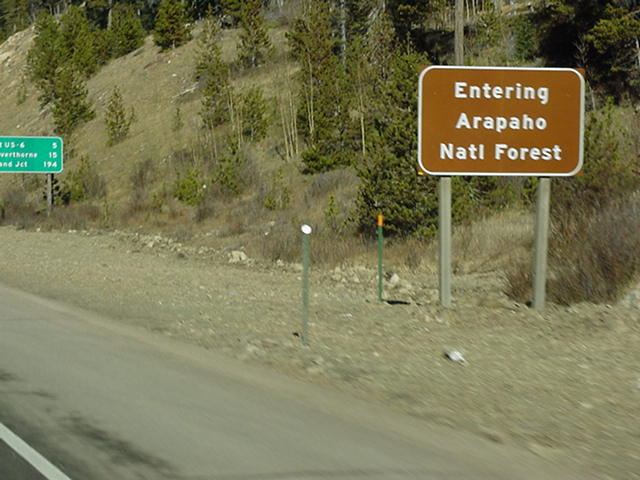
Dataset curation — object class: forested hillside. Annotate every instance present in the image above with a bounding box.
[0,0,638,304]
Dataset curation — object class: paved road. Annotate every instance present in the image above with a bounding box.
[0,440,46,479]
[0,283,582,480]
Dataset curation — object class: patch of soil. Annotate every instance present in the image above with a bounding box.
[1,226,638,479]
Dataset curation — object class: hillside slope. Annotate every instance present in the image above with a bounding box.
[0,23,314,229]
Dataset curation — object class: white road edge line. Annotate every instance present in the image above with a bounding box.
[0,422,72,480]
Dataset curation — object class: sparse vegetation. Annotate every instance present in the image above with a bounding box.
[61,155,107,203]
[263,168,291,211]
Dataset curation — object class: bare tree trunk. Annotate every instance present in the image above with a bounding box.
[306,55,315,142]
[359,100,366,156]
[107,0,113,29]
[280,101,292,162]
[339,0,347,66]
[455,0,464,65]
[291,88,299,157]
[227,85,242,150]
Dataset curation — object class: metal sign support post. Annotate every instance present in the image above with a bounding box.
[533,177,551,309]
[46,173,53,217]
[436,0,462,308]
[439,177,452,308]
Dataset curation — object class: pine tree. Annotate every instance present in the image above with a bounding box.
[287,0,354,173]
[241,87,269,142]
[1,0,30,34]
[195,11,231,128]
[58,6,98,77]
[535,1,640,97]
[27,11,63,107]
[51,66,95,137]
[387,0,432,41]
[105,86,135,145]
[354,48,440,237]
[111,3,145,57]
[236,0,272,68]
[153,0,192,50]
[194,9,225,82]
[220,0,242,26]
[346,0,378,39]
[584,5,640,97]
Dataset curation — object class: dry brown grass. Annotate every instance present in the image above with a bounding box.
[549,197,640,304]
[506,195,640,305]
[413,209,533,276]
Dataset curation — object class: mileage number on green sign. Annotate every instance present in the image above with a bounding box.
[0,136,63,173]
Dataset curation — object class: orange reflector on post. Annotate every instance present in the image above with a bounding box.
[377,215,384,227]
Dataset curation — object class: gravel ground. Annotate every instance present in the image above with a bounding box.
[1,225,638,479]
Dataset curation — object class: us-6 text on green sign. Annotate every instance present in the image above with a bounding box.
[0,136,63,173]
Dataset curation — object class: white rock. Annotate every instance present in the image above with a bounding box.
[444,350,465,363]
[228,250,248,264]
[388,273,401,288]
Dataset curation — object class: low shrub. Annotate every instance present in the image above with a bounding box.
[549,197,640,304]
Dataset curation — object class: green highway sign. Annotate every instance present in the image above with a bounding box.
[0,136,63,173]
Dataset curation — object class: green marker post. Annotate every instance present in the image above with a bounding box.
[377,215,384,302]
[301,224,312,344]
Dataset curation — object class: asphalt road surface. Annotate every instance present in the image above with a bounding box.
[0,283,583,480]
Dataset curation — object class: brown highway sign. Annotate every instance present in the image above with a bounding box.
[418,66,584,176]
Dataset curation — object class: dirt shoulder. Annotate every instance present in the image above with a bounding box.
[1,226,638,479]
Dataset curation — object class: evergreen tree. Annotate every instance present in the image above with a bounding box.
[343,12,398,158]
[584,5,640,96]
[220,0,242,26]
[241,87,269,142]
[27,11,63,107]
[193,8,225,82]
[111,3,145,57]
[287,0,354,173]
[387,0,432,41]
[153,0,192,50]
[1,0,30,34]
[236,0,272,68]
[195,11,230,128]
[93,27,115,66]
[346,0,377,39]
[105,86,135,145]
[51,66,95,137]
[58,6,98,77]
[533,1,640,97]
[85,0,113,29]
[354,48,440,237]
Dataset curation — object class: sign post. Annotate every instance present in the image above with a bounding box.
[435,0,464,309]
[418,66,584,309]
[533,177,551,309]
